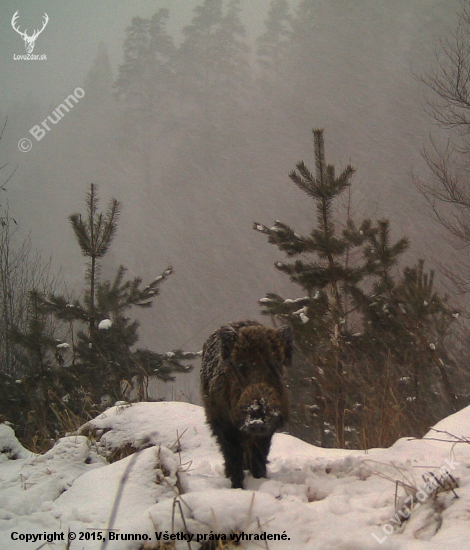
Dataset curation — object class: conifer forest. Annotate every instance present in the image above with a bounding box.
[2,0,470,453]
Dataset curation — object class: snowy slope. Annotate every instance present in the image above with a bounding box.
[1,401,470,550]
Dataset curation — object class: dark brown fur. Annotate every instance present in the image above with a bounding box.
[200,320,292,488]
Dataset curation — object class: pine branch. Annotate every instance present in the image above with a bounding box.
[333,164,355,196]
[253,221,313,256]
[289,166,318,199]
[133,267,173,307]
[69,214,92,257]
[40,294,89,322]
[95,198,121,257]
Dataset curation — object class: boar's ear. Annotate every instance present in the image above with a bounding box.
[278,325,293,367]
[218,325,238,361]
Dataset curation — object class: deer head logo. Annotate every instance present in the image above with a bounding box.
[11,11,49,54]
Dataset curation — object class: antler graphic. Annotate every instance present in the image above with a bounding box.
[11,11,49,54]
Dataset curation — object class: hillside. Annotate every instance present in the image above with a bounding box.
[1,401,470,549]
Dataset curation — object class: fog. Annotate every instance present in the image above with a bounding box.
[0,0,461,399]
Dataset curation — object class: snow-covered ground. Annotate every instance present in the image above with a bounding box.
[1,401,469,550]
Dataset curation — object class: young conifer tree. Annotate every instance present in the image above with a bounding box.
[7,290,77,448]
[254,129,367,446]
[42,184,194,409]
[255,129,456,448]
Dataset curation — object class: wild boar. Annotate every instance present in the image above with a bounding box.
[200,320,292,488]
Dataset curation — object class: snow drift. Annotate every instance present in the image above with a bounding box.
[1,401,470,549]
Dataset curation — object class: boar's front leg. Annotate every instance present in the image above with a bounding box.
[249,435,272,479]
[212,421,245,488]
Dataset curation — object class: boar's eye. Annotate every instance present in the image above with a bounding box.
[236,362,250,374]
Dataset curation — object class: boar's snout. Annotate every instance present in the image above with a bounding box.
[240,400,280,435]
[236,384,284,436]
